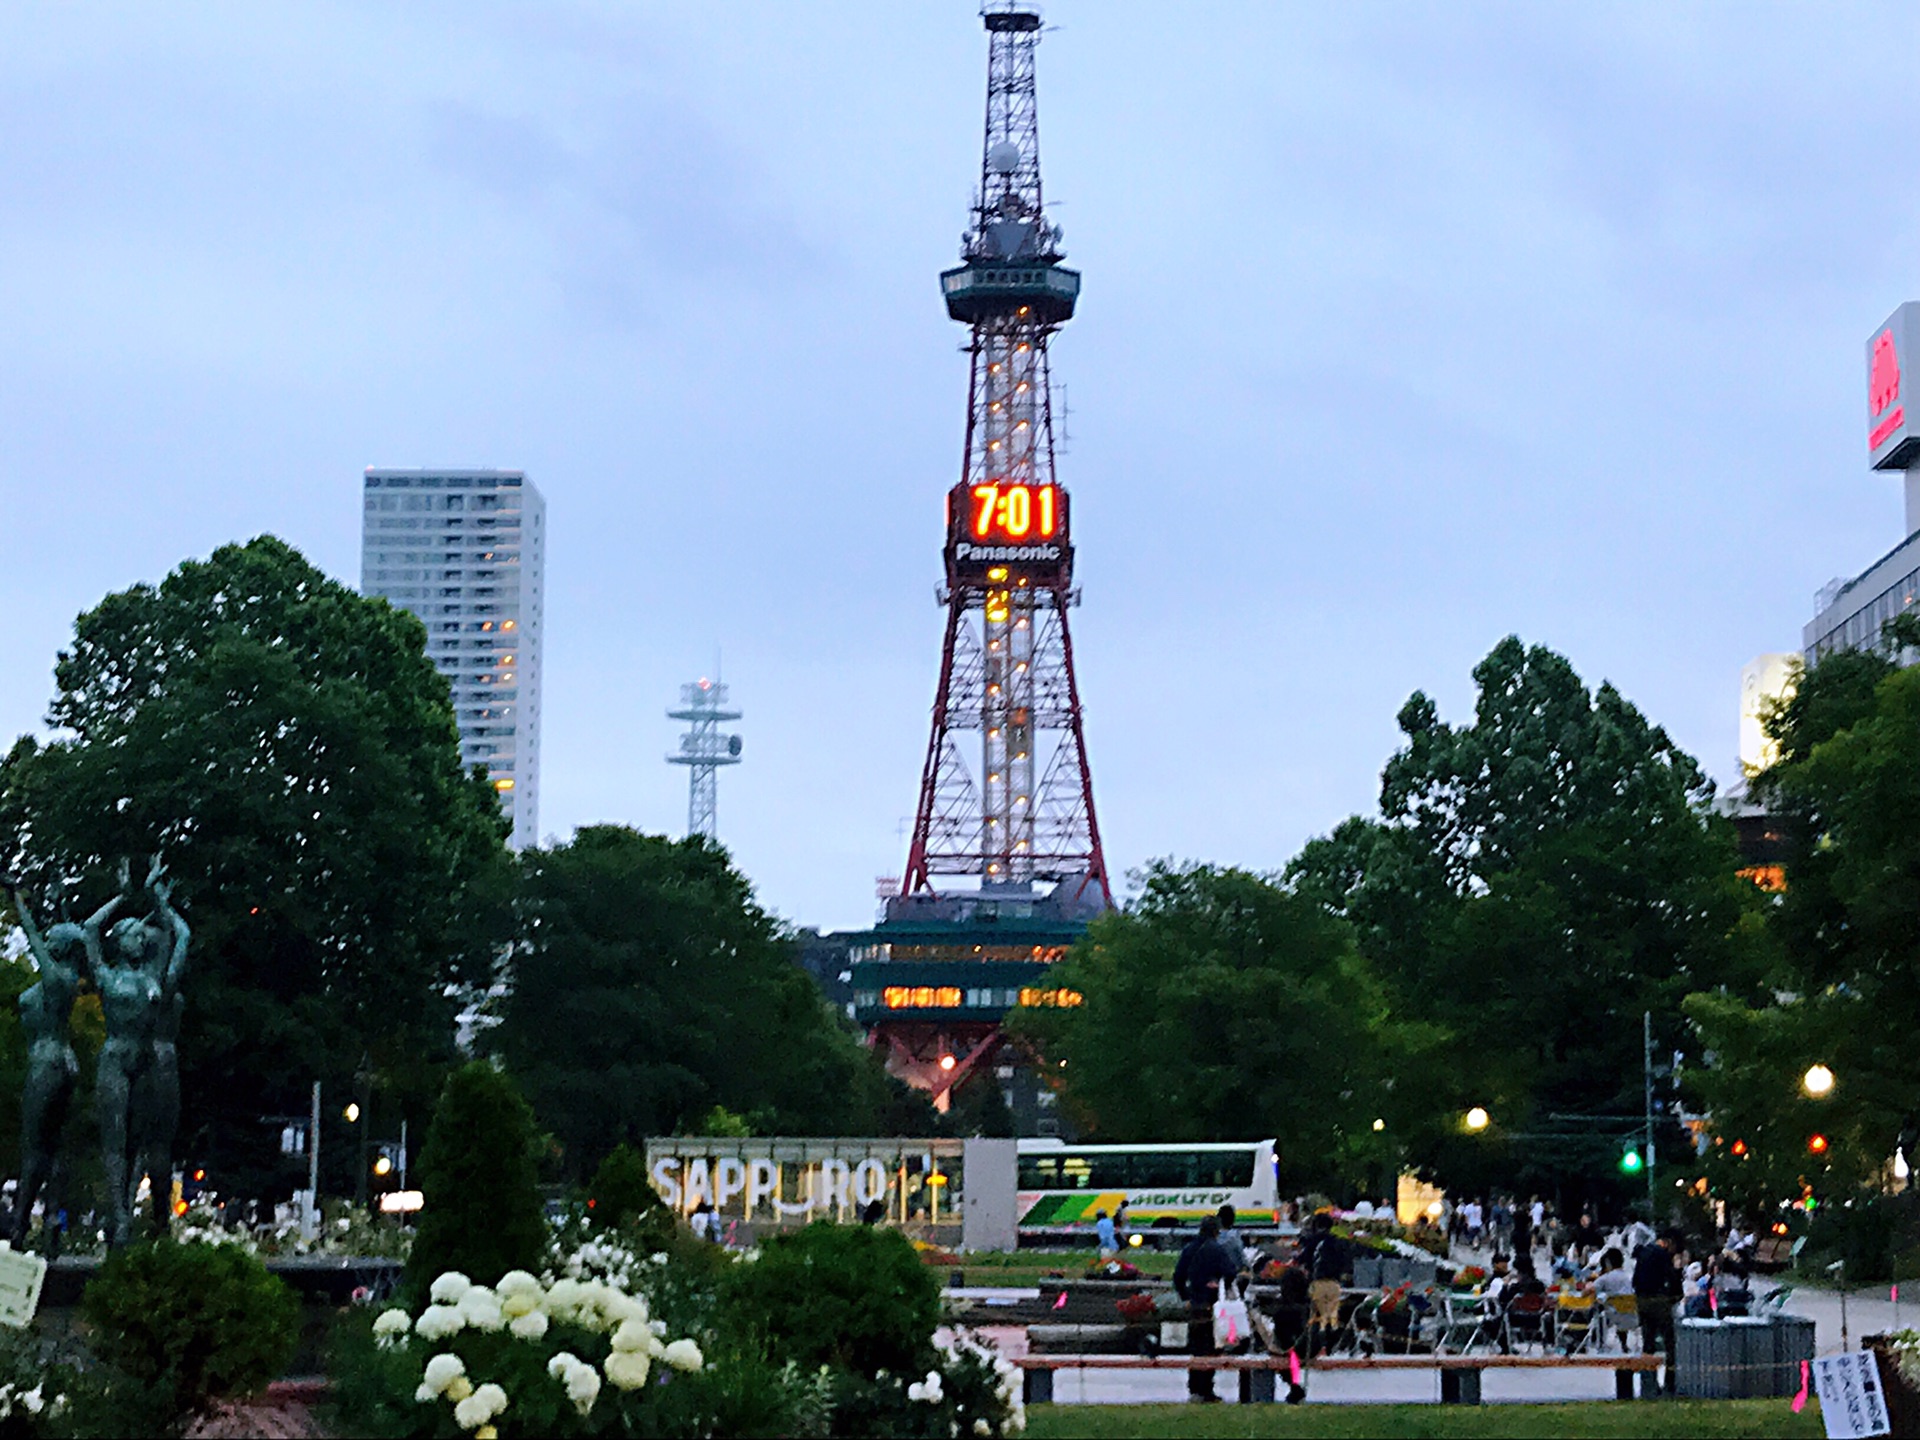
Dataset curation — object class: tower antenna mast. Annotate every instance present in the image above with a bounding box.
[667,679,742,841]
[902,2,1111,908]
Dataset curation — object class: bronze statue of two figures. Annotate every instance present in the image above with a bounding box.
[4,859,188,1251]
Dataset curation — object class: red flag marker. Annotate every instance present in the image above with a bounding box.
[1791,1360,1810,1414]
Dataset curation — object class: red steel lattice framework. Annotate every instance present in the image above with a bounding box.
[903,4,1111,910]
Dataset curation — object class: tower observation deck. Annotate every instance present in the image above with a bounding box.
[850,6,1110,1121]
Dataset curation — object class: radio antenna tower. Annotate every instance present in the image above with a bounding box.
[667,679,742,841]
[902,3,1111,908]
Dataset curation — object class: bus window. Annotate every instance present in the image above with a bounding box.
[1194,1151,1256,1188]
[1018,1154,1062,1189]
[1131,1152,1198,1189]
[1061,1156,1094,1190]
[1084,1153,1131,1189]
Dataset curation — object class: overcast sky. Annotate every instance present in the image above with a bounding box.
[4,2,1916,930]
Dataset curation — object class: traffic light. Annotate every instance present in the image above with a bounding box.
[1807,1133,1830,1156]
[1619,1145,1645,1174]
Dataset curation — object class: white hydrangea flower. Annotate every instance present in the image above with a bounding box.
[372,1308,412,1345]
[423,1353,466,1395]
[497,1269,541,1297]
[430,1272,473,1305]
[605,1350,652,1391]
[453,1394,493,1430]
[414,1304,464,1342]
[662,1339,704,1373]
[445,1375,474,1403]
[414,1383,436,1404]
[974,1421,991,1437]
[472,1383,508,1418]
[543,1278,585,1317]
[500,1289,539,1320]
[611,1319,651,1354]
[509,1309,549,1341]
[458,1286,505,1333]
[547,1351,583,1381]
[566,1362,602,1415]
[20,1389,41,1417]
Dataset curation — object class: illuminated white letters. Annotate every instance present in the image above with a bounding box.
[684,1158,712,1209]
[649,1156,682,1209]
[715,1157,747,1209]
[854,1159,887,1207]
[746,1159,777,1212]
[820,1159,852,1213]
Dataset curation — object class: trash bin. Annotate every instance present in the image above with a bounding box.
[1724,1317,1774,1399]
[1677,1318,1733,1398]
[1772,1315,1816,1398]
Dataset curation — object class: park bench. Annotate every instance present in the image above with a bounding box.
[1311,1353,1665,1404]
[1014,1351,1666,1405]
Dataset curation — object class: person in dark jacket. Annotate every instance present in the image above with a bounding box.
[1294,1211,1350,1356]
[1174,1215,1238,1402]
[1632,1229,1684,1393]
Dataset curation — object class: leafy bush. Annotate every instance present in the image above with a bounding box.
[80,1239,299,1429]
[588,1144,668,1237]
[722,1222,940,1377]
[326,1259,813,1439]
[405,1061,548,1299]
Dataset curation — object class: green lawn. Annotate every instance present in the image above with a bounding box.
[951,1249,1179,1286]
[1023,1399,1823,1439]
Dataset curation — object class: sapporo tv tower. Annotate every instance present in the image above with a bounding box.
[905,4,1109,907]
[848,6,1109,1120]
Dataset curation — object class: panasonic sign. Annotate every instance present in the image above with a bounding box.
[953,542,1063,563]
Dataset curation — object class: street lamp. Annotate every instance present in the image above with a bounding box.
[1465,1107,1490,1132]
[1803,1064,1836,1098]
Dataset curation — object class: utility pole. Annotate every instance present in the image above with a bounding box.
[307,1081,321,1240]
[1644,1012,1657,1218]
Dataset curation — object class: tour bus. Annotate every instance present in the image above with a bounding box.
[1015,1137,1282,1238]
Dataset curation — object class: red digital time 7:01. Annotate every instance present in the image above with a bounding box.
[969,483,1059,541]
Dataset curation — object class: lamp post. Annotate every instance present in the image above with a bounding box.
[1465,1107,1491,1132]
[1803,1064,1836,1099]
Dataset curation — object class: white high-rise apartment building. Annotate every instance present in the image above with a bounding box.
[360,469,546,849]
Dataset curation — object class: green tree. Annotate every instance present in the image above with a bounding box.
[0,537,511,1195]
[1288,636,1759,1198]
[405,1061,547,1295]
[1688,622,1920,1205]
[495,826,924,1176]
[1010,861,1437,1194]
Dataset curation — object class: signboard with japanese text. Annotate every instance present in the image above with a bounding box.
[0,1247,47,1328]
[1812,1351,1891,1439]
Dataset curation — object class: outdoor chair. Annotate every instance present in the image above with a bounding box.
[1602,1293,1640,1352]
[1501,1291,1553,1353]
[1435,1291,1500,1354]
[1555,1292,1600,1354]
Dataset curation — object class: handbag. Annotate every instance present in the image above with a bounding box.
[1213,1276,1251,1350]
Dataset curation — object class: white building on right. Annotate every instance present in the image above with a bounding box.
[360,468,546,848]
[1805,302,1920,663]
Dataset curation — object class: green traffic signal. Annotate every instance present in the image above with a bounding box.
[1619,1146,1645,1174]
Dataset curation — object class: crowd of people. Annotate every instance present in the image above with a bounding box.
[1155,1196,1766,1402]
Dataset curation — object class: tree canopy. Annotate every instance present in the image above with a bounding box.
[1687,626,1920,1208]
[493,826,927,1177]
[0,536,511,1194]
[1009,861,1437,1194]
[1288,636,1759,1198]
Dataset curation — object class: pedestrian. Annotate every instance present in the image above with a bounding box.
[1571,1210,1605,1267]
[1295,1211,1350,1357]
[1632,1229,1684,1393]
[1114,1199,1130,1245]
[690,1200,715,1242]
[1511,1204,1535,1279]
[1529,1195,1545,1232]
[1174,1215,1238,1403]
[1095,1208,1117,1261]
[1216,1204,1249,1276]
